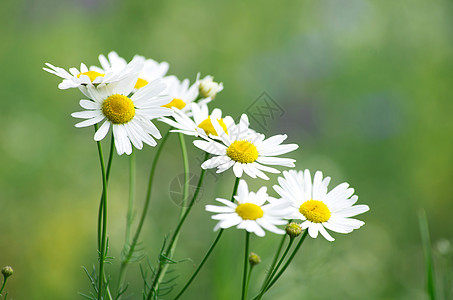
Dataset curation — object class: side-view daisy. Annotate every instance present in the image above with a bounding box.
[91,51,169,90]
[159,103,233,139]
[273,169,370,241]
[162,75,208,113]
[205,179,289,236]
[197,74,223,99]
[43,55,145,90]
[71,71,173,155]
[193,114,299,180]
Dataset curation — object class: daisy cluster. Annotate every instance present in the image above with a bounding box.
[45,51,369,241]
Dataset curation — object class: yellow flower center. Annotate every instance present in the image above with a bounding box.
[236,203,264,220]
[198,117,228,136]
[161,98,186,110]
[77,71,104,82]
[226,140,259,164]
[101,94,135,124]
[134,78,149,89]
[299,200,331,223]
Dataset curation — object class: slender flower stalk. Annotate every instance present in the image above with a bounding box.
[245,261,255,300]
[241,232,251,300]
[95,128,109,300]
[260,234,286,292]
[117,128,172,297]
[151,133,190,295]
[257,231,309,299]
[124,149,136,254]
[174,177,241,300]
[256,238,295,300]
[97,132,115,252]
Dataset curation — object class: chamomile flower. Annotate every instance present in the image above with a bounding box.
[162,75,208,113]
[71,72,173,155]
[205,179,289,236]
[159,103,233,139]
[193,114,299,180]
[197,74,223,99]
[92,51,169,90]
[43,55,144,90]
[273,169,370,242]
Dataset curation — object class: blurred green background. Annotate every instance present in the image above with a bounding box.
[1,0,453,299]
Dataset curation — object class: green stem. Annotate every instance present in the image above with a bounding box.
[117,128,171,296]
[242,232,251,300]
[95,134,108,300]
[115,149,136,299]
[125,149,136,247]
[0,278,7,295]
[260,234,286,291]
[256,238,294,300]
[97,132,115,252]
[174,177,241,300]
[419,210,436,300]
[245,266,255,300]
[260,231,308,296]
[150,133,190,296]
[166,152,209,256]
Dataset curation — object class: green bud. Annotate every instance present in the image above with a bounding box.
[1,266,13,278]
[285,222,303,238]
[248,252,261,266]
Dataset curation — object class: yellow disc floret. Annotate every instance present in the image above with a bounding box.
[198,117,228,136]
[134,78,149,89]
[102,94,135,124]
[226,140,259,164]
[77,71,104,82]
[236,203,264,220]
[161,98,186,110]
[299,200,331,223]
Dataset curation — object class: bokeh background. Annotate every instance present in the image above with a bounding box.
[1,0,453,299]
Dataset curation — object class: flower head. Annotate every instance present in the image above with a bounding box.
[162,75,208,113]
[43,56,145,90]
[159,103,233,139]
[92,51,169,91]
[194,114,299,180]
[205,180,289,237]
[71,70,173,155]
[273,170,370,241]
[198,75,223,99]
[1,266,13,278]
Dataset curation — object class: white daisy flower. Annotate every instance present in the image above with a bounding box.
[43,55,145,90]
[273,169,370,242]
[193,114,299,180]
[91,51,169,90]
[71,72,173,155]
[159,103,233,139]
[197,74,223,99]
[205,179,289,237]
[162,75,209,113]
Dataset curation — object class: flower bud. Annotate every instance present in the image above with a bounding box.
[198,75,223,99]
[248,252,261,266]
[285,222,303,238]
[1,266,13,278]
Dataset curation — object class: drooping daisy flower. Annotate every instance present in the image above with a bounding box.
[197,74,223,99]
[159,103,233,139]
[43,55,145,90]
[273,169,370,241]
[91,51,169,90]
[193,114,299,180]
[162,75,208,113]
[205,179,289,236]
[71,71,173,155]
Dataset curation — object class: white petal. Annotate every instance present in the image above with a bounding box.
[233,162,244,177]
[94,121,111,141]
